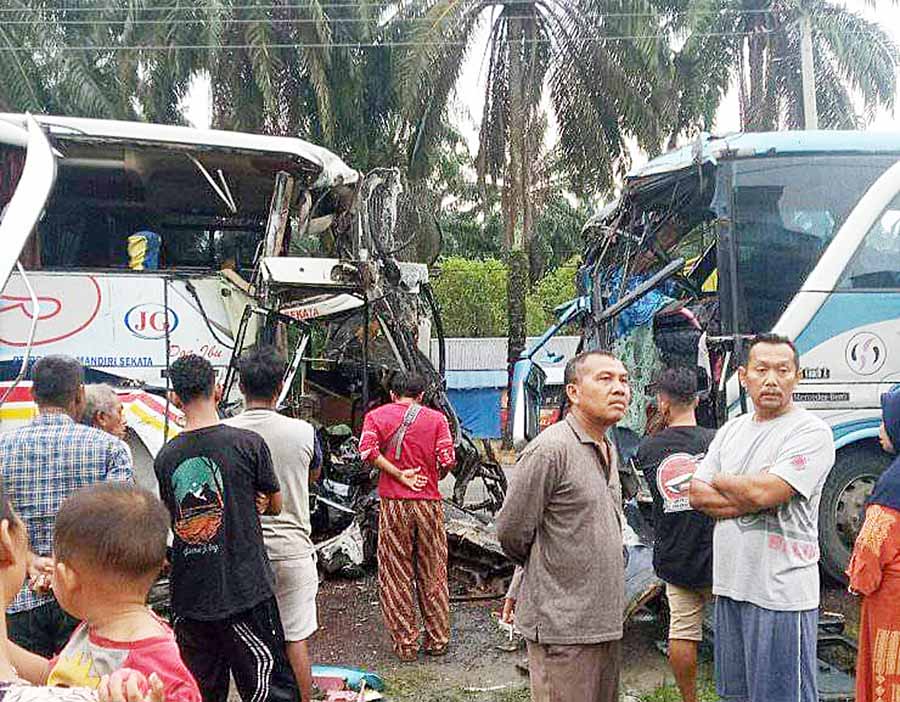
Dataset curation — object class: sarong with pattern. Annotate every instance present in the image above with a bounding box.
[848,504,900,702]
[377,498,449,658]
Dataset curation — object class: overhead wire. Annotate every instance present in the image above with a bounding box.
[0,8,800,23]
[10,27,877,52]
[0,0,803,13]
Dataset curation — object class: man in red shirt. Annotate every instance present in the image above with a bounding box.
[359,372,456,661]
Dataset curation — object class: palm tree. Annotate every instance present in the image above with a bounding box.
[397,0,668,441]
[670,0,897,131]
[0,1,134,118]
[0,0,214,123]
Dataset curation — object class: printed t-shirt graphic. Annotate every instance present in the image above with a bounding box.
[46,621,201,702]
[171,457,225,544]
[636,425,716,589]
[154,424,279,620]
[656,452,704,513]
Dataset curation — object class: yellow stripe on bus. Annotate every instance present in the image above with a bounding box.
[0,406,38,421]
[126,403,181,440]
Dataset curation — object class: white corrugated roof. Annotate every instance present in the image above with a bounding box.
[431,336,580,375]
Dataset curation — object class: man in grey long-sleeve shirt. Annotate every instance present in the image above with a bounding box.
[497,350,630,702]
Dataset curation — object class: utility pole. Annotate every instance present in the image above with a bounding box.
[800,12,818,129]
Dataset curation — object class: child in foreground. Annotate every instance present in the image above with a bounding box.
[9,483,201,702]
[0,483,161,702]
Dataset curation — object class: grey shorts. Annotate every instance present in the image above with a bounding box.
[714,596,817,702]
[271,554,319,642]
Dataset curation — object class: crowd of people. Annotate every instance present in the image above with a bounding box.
[0,348,455,702]
[498,333,900,702]
[0,333,898,702]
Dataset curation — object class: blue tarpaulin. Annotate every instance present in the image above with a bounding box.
[448,387,503,438]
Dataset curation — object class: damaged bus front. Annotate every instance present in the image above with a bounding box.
[0,114,502,519]
[512,131,900,582]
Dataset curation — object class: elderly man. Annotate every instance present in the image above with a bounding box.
[0,355,133,657]
[690,333,835,702]
[497,350,630,702]
[82,383,127,440]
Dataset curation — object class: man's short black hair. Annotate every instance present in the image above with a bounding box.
[391,372,428,398]
[169,354,215,403]
[237,346,286,400]
[563,350,618,386]
[653,366,698,405]
[31,355,83,408]
[745,333,800,371]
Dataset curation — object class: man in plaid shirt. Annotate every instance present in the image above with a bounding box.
[0,355,133,656]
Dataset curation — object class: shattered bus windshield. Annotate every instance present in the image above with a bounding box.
[729,154,898,332]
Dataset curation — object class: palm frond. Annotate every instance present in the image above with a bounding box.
[812,4,897,123]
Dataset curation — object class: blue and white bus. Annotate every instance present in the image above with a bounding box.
[511,131,900,581]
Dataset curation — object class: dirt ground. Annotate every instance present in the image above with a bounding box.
[310,574,860,701]
[308,460,862,700]
[313,573,673,701]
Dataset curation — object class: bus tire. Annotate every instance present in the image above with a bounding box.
[818,440,888,583]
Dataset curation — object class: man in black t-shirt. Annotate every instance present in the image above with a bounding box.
[636,367,715,702]
[154,354,297,702]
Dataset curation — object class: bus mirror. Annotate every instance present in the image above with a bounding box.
[509,358,547,448]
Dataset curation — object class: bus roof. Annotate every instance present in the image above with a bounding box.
[631,130,900,179]
[0,113,359,190]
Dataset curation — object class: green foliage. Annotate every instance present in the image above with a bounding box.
[525,259,579,335]
[639,680,719,702]
[432,257,509,338]
[432,256,579,338]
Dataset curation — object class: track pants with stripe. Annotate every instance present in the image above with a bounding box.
[174,597,298,702]
[378,498,450,658]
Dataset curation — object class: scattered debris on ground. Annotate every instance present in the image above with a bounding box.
[308,575,861,701]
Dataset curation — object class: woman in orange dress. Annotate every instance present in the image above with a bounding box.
[847,389,900,702]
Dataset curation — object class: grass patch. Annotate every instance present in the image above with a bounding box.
[384,667,529,702]
[640,680,718,702]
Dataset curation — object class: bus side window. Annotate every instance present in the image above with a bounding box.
[838,193,900,289]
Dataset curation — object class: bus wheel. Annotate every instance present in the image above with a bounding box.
[818,441,886,583]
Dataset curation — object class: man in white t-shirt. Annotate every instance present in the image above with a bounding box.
[690,334,835,702]
[226,347,321,702]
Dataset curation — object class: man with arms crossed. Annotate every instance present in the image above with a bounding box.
[226,347,322,701]
[497,351,629,702]
[690,334,835,702]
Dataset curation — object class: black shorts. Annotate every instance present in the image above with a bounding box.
[174,597,298,702]
[7,599,79,658]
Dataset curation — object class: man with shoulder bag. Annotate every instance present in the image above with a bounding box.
[359,372,456,661]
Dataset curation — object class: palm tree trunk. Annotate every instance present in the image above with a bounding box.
[747,30,767,129]
[503,16,528,448]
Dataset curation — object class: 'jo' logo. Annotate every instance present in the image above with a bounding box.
[124,304,179,339]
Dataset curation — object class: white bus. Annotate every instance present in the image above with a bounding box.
[0,114,504,512]
[511,131,900,581]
